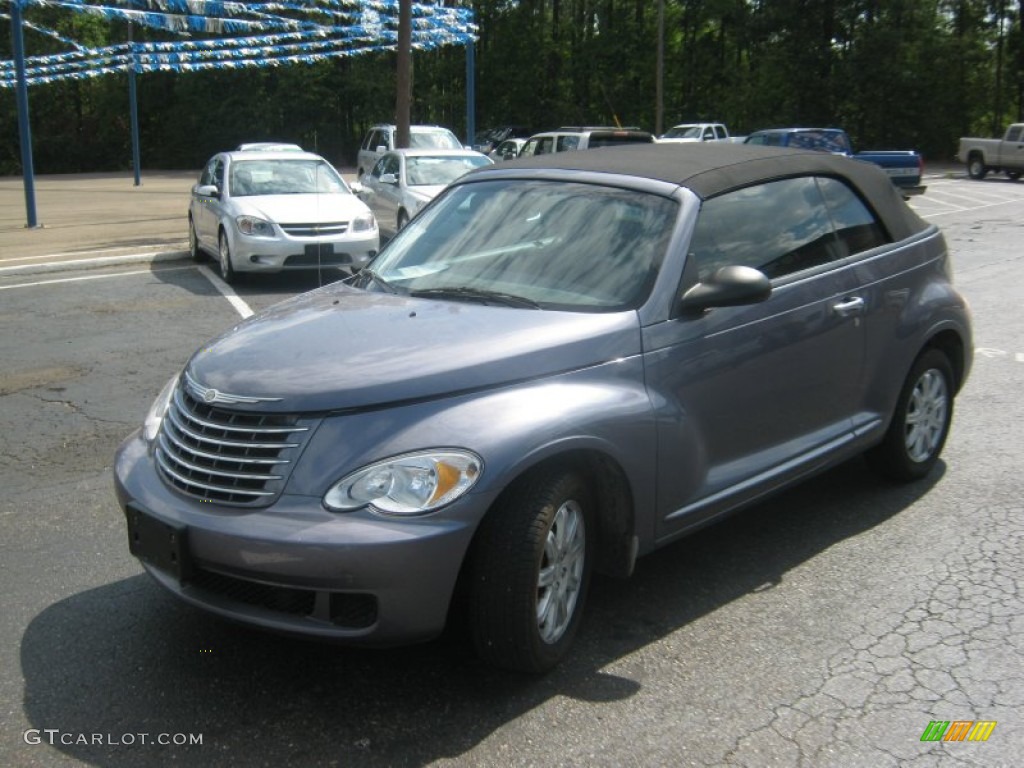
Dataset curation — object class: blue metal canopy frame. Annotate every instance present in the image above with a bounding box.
[2,0,477,227]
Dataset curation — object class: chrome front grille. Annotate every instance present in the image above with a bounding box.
[155,384,312,506]
[280,221,349,237]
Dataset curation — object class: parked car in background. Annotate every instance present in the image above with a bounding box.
[958,123,1024,180]
[188,149,378,283]
[235,142,304,152]
[121,143,970,674]
[489,138,526,161]
[519,126,655,157]
[659,123,731,142]
[354,148,492,238]
[473,125,532,154]
[744,128,925,192]
[356,124,463,179]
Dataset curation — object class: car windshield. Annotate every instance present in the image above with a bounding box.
[406,155,491,186]
[367,179,677,312]
[663,125,701,139]
[230,159,348,197]
[409,130,462,150]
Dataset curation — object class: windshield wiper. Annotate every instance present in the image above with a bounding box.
[410,286,540,309]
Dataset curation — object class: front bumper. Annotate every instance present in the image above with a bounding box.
[114,431,483,644]
[231,229,379,274]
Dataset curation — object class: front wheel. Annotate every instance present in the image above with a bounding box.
[866,349,954,482]
[188,217,203,262]
[468,469,594,673]
[967,156,988,180]
[396,210,409,231]
[218,231,237,284]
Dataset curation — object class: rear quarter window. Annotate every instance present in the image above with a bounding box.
[688,175,889,281]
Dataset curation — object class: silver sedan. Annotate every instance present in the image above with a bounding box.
[189,150,379,283]
[354,149,492,239]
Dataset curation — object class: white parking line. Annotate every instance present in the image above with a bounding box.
[197,265,254,319]
[0,250,187,274]
[918,198,1024,218]
[0,265,195,290]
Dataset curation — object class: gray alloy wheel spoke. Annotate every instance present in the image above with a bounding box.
[536,499,586,644]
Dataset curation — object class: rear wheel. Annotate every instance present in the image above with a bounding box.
[967,155,988,180]
[397,210,410,231]
[1007,170,1022,181]
[867,349,954,482]
[218,231,237,284]
[468,469,594,673]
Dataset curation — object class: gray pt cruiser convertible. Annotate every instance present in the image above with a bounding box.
[115,144,972,673]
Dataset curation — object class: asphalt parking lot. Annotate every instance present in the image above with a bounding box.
[2,169,1023,767]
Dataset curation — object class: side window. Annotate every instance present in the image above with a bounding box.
[1006,125,1023,142]
[383,154,400,176]
[817,177,890,256]
[212,159,225,189]
[199,158,216,186]
[370,156,388,178]
[703,127,714,141]
[362,132,373,151]
[558,135,580,151]
[688,176,842,281]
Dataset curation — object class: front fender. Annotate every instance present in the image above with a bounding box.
[283,356,658,535]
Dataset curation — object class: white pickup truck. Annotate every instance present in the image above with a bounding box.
[958,123,1024,180]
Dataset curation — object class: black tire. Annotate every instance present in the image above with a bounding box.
[468,468,594,673]
[397,210,409,231]
[217,230,237,284]
[1007,170,1021,181]
[188,216,203,262]
[966,155,988,180]
[866,349,954,482]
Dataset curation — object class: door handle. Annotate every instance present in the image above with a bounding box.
[832,297,865,317]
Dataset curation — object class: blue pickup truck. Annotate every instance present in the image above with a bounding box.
[744,128,925,193]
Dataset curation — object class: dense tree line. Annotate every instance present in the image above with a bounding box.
[2,0,1023,175]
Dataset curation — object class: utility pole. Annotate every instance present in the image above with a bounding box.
[656,0,664,136]
[396,0,412,148]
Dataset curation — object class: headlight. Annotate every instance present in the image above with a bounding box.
[324,450,482,516]
[236,215,273,236]
[351,212,376,233]
[143,373,179,442]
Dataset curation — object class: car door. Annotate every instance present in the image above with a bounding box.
[646,175,869,540]
[192,155,224,250]
[365,154,401,235]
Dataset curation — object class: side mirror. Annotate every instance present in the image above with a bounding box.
[679,265,771,312]
[349,181,364,194]
[375,144,387,154]
[195,184,220,199]
[380,173,399,185]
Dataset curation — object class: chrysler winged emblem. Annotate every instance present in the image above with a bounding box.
[185,371,281,405]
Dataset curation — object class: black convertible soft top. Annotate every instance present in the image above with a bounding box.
[476,143,930,242]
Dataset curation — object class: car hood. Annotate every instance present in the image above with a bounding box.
[237,193,368,223]
[186,284,642,412]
